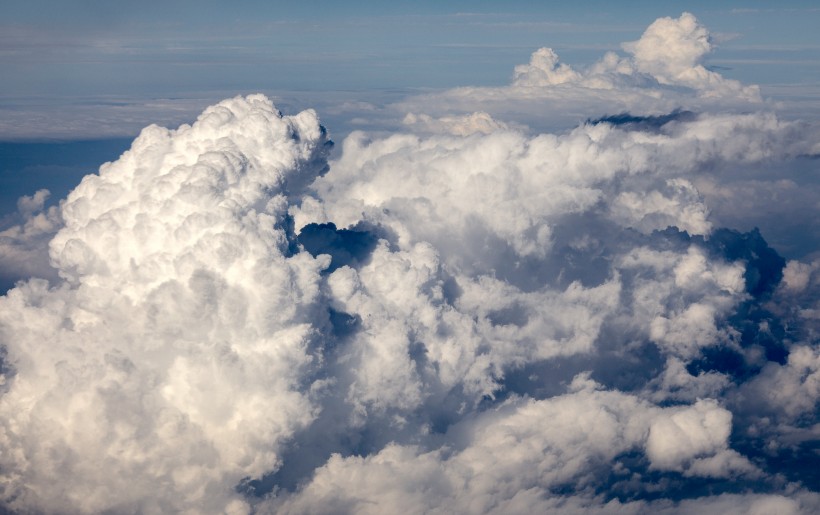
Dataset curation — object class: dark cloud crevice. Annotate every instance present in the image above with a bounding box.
[587,110,698,132]
[297,222,380,273]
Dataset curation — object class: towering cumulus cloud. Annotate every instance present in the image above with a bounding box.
[401,12,762,134]
[1,13,819,514]
[0,95,333,513]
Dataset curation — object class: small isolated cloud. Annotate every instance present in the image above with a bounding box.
[512,47,582,87]
[623,13,721,90]
[0,189,61,290]
[645,399,749,475]
[1,12,819,515]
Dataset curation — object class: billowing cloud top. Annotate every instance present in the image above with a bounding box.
[400,13,762,136]
[1,13,819,515]
[522,12,759,100]
[1,95,333,513]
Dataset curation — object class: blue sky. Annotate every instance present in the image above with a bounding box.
[3,1,820,215]
[3,1,820,256]
[2,1,820,138]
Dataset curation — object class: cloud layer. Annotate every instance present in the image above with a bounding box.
[398,13,764,136]
[1,12,819,514]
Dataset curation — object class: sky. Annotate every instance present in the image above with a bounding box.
[2,1,820,138]
[1,2,820,514]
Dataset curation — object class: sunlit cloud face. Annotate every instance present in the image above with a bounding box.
[1,12,819,515]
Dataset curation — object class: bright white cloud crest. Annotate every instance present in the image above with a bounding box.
[1,13,819,515]
[524,12,760,100]
[1,95,332,513]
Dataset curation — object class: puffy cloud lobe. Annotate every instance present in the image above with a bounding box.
[667,494,817,515]
[326,246,621,406]
[645,357,731,403]
[0,189,61,289]
[283,104,807,508]
[623,14,710,86]
[774,259,820,329]
[2,12,820,515]
[50,94,329,287]
[402,111,513,136]
[646,399,747,474]
[268,380,756,514]
[0,94,332,513]
[512,47,581,87]
[399,13,761,136]
[537,12,760,99]
[610,179,712,236]
[613,13,755,100]
[297,110,802,285]
[738,345,820,420]
[780,260,817,294]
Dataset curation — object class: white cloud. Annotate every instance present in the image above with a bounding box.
[268,382,757,514]
[397,14,764,136]
[0,189,61,287]
[0,94,332,513]
[646,399,743,473]
[738,345,820,421]
[1,12,819,514]
[512,47,582,87]
[512,13,755,100]
[665,493,817,515]
[621,12,758,99]
[780,260,816,293]
[402,111,514,136]
[645,357,730,403]
[297,110,804,282]
[609,179,712,235]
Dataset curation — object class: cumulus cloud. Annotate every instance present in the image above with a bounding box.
[645,399,751,475]
[402,111,513,136]
[0,189,61,290]
[621,12,757,98]
[267,382,757,514]
[1,12,819,515]
[0,94,332,513]
[398,13,762,135]
[512,47,582,87]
